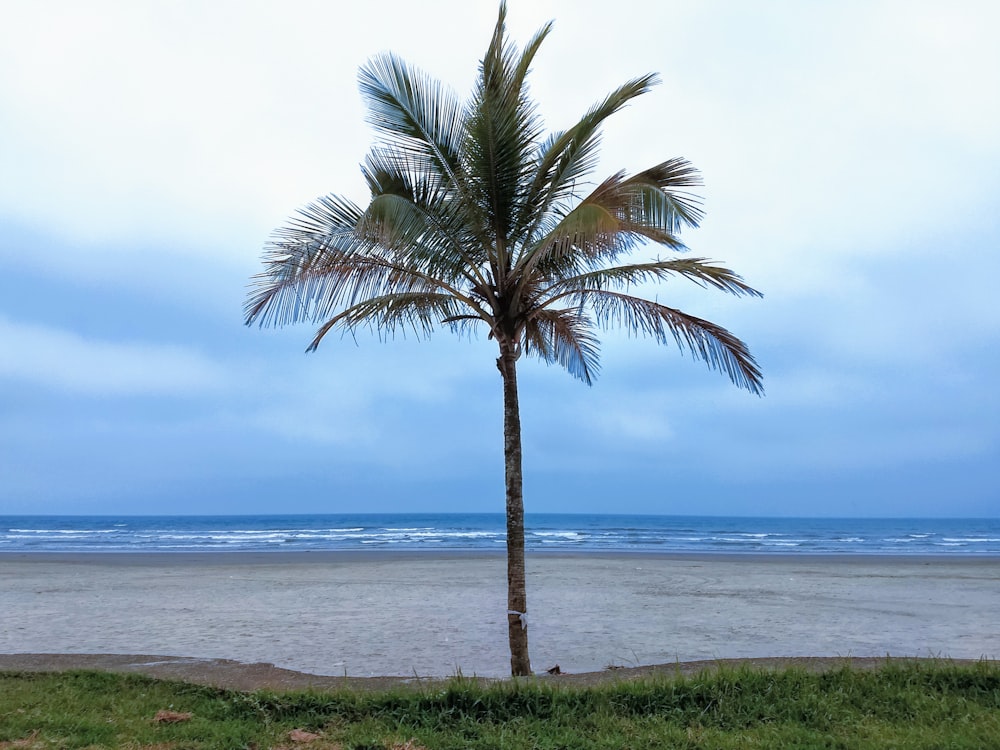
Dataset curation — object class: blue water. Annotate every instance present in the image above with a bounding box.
[1,514,999,555]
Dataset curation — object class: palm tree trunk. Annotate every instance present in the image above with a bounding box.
[498,347,531,676]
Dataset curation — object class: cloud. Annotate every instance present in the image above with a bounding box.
[0,316,226,396]
[0,1,494,261]
[0,0,997,516]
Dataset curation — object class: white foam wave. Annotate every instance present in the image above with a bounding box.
[9,529,117,535]
[941,537,1000,543]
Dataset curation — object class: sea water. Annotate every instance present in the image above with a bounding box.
[1,514,998,555]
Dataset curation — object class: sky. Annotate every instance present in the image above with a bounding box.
[1,0,998,518]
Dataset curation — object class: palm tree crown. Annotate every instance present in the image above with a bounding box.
[246,3,762,676]
[245,6,762,393]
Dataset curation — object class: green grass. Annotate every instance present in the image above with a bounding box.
[1,662,998,749]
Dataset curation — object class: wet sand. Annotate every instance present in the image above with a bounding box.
[1,552,997,678]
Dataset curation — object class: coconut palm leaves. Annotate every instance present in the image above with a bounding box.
[245,20,763,387]
[246,2,762,675]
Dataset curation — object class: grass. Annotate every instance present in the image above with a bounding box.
[1,661,998,749]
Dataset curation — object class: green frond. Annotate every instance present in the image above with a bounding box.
[516,202,629,287]
[362,194,429,247]
[513,175,653,285]
[583,290,763,394]
[361,148,494,287]
[362,147,441,203]
[510,13,552,94]
[516,158,709,288]
[358,52,465,179]
[519,74,660,243]
[466,4,547,267]
[545,202,621,252]
[361,193,493,294]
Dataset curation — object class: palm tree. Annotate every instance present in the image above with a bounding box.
[245,3,762,677]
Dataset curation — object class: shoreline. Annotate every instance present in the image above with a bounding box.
[4,549,1000,564]
[4,553,998,678]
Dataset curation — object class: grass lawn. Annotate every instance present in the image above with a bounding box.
[1,661,998,749]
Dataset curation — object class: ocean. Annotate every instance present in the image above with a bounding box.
[1,514,998,555]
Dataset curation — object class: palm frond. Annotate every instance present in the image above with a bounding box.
[509,7,552,95]
[512,175,643,290]
[360,195,496,299]
[306,291,467,351]
[514,158,709,291]
[358,52,465,180]
[542,258,763,300]
[248,5,762,400]
[244,194,370,328]
[583,290,763,394]
[465,3,547,272]
[624,158,705,230]
[522,308,601,385]
[361,146,442,204]
[246,190,491,340]
[519,74,660,244]
[361,147,493,283]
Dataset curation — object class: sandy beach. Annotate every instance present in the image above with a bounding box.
[1,552,997,678]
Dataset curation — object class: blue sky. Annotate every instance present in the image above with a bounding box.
[1,0,997,517]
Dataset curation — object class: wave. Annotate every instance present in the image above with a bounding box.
[2,515,998,555]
